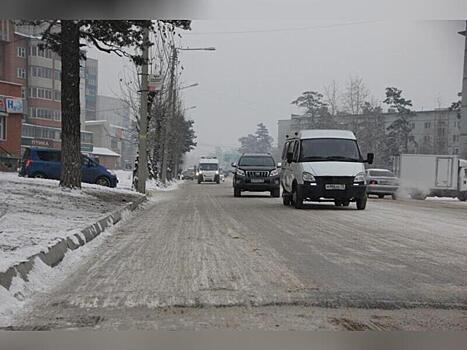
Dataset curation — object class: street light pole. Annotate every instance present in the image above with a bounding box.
[136,26,150,193]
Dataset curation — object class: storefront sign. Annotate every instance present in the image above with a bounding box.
[0,97,5,112]
[5,97,23,113]
[81,144,94,153]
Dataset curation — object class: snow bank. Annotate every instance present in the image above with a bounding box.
[115,170,180,192]
[0,172,142,274]
[0,211,134,326]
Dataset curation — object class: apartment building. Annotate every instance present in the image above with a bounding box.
[277,108,462,156]
[0,20,94,155]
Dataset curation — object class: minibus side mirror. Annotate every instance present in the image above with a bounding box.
[277,162,282,168]
[366,153,374,165]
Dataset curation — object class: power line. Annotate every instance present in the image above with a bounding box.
[185,21,380,36]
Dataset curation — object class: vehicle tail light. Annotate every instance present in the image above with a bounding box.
[25,159,33,168]
[369,180,378,184]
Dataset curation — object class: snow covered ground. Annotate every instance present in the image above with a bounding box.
[115,170,180,192]
[0,172,143,274]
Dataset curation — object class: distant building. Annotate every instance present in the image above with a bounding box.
[277,108,462,156]
[84,95,136,169]
[89,146,120,170]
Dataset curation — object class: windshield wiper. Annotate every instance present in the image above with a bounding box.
[324,156,360,162]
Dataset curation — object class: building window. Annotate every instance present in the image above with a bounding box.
[423,135,431,143]
[454,148,459,154]
[453,134,459,142]
[16,67,26,79]
[54,90,61,101]
[28,87,53,100]
[0,115,6,140]
[17,47,26,58]
[424,122,431,129]
[54,70,61,81]
[21,87,27,99]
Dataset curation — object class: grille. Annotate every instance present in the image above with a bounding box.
[315,176,354,186]
[246,170,269,178]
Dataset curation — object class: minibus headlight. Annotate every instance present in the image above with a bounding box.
[354,172,366,184]
[302,172,316,182]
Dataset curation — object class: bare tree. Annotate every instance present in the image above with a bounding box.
[342,76,369,115]
[323,80,340,116]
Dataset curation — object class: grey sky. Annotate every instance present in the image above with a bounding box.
[91,20,466,157]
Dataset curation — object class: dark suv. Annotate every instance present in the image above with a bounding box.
[232,153,280,197]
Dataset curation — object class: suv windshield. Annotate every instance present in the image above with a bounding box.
[238,156,275,167]
[300,138,362,162]
[370,170,395,177]
[199,163,218,171]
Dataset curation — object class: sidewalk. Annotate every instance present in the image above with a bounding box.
[0,172,145,275]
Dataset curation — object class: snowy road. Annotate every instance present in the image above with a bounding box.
[8,180,467,330]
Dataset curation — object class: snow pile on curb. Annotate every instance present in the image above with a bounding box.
[0,172,143,274]
[0,210,135,326]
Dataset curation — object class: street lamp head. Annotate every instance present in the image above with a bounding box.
[178,47,216,51]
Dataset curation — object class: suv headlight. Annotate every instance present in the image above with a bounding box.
[270,169,279,177]
[215,170,219,175]
[237,169,245,176]
[302,172,316,182]
[354,172,366,184]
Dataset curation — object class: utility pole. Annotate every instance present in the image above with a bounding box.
[161,45,177,184]
[136,26,150,193]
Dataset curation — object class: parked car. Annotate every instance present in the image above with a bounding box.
[232,153,280,197]
[365,168,399,199]
[280,129,373,210]
[19,147,118,187]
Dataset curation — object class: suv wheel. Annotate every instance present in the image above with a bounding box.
[96,176,111,187]
[356,194,367,210]
[271,188,280,198]
[234,188,241,197]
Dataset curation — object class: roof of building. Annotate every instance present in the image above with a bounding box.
[90,147,120,157]
[290,129,356,140]
[85,120,108,126]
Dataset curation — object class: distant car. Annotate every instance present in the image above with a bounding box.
[19,147,118,187]
[181,169,195,180]
[365,168,399,199]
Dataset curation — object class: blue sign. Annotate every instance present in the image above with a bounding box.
[5,98,23,113]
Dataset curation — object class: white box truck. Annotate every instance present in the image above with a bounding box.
[393,154,467,201]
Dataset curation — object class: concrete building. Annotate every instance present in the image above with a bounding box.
[459,23,467,159]
[277,108,462,156]
[0,20,94,155]
[84,95,136,168]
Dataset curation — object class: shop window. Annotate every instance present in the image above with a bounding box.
[0,115,6,140]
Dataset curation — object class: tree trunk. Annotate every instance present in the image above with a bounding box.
[60,21,81,188]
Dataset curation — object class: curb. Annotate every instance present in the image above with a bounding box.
[0,195,147,291]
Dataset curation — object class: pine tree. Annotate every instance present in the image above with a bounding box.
[384,87,415,159]
[29,20,190,188]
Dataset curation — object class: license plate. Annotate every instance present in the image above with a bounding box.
[251,179,264,183]
[325,184,345,190]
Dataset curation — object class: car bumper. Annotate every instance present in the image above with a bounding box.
[234,175,280,191]
[300,182,366,201]
[367,185,398,194]
[199,174,219,182]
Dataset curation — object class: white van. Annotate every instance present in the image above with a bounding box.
[280,130,374,209]
[197,157,220,184]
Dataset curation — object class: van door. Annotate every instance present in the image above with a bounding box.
[435,157,452,188]
[460,168,467,192]
[283,140,297,192]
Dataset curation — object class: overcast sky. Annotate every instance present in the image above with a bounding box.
[90,20,466,159]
